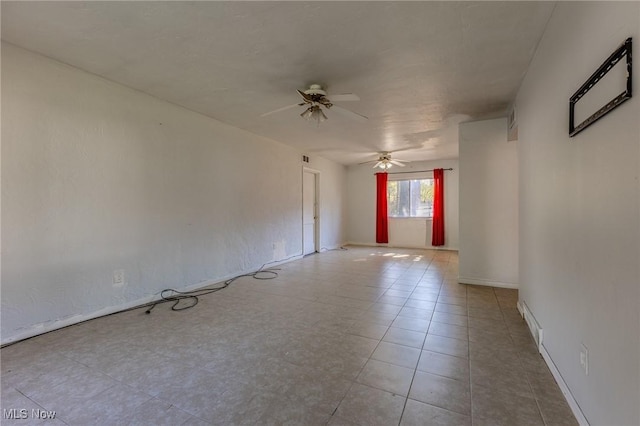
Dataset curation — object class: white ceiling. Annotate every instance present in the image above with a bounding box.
[1,1,555,165]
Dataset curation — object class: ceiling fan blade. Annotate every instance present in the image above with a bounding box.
[331,105,368,122]
[358,159,379,165]
[260,103,302,117]
[318,98,333,108]
[329,93,360,102]
[297,89,314,103]
[373,161,383,169]
[390,160,407,167]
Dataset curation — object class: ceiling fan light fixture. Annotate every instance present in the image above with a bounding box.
[362,152,411,169]
[315,107,328,123]
[300,106,314,119]
[301,105,327,124]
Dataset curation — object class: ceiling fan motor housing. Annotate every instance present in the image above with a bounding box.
[304,84,327,96]
[302,84,333,107]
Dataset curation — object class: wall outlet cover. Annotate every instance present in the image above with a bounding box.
[113,269,125,287]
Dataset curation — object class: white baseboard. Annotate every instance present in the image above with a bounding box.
[1,254,303,347]
[346,241,388,247]
[519,301,589,426]
[540,344,590,426]
[345,241,458,251]
[457,275,518,289]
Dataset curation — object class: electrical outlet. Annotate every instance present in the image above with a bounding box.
[580,343,589,375]
[113,269,125,286]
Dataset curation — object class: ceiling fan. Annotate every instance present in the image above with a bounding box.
[359,152,410,170]
[260,84,368,124]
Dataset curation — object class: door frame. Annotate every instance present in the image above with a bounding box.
[302,167,320,254]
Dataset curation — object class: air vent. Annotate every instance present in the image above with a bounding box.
[520,301,543,352]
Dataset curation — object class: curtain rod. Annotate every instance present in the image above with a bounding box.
[378,168,454,175]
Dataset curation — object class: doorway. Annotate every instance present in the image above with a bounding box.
[303,169,319,255]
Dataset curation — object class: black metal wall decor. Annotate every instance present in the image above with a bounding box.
[569,38,632,137]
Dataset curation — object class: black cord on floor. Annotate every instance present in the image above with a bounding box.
[321,246,348,252]
[1,257,299,348]
[142,253,303,314]
[144,268,279,314]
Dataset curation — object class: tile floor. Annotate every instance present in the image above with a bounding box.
[1,246,578,425]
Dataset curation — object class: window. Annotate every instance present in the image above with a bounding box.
[387,178,434,218]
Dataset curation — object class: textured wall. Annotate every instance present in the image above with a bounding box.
[1,43,347,343]
[516,3,639,424]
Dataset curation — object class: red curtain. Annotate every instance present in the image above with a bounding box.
[431,168,445,246]
[376,172,389,244]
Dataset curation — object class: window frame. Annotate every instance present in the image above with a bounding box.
[386,175,435,219]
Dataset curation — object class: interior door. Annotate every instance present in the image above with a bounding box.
[303,171,317,255]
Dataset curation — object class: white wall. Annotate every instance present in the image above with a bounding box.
[459,118,518,288]
[1,43,347,344]
[347,159,459,250]
[516,3,639,425]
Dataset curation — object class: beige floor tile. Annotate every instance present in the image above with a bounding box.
[371,341,421,369]
[338,334,381,359]
[335,383,406,426]
[384,289,413,298]
[58,383,152,425]
[124,398,194,426]
[424,334,469,358]
[413,284,441,293]
[401,399,471,426]
[326,415,361,426]
[258,401,331,426]
[403,299,436,310]
[537,398,579,426]
[382,327,426,349]
[180,415,215,426]
[434,302,467,316]
[411,288,441,298]
[437,295,467,307]
[431,311,468,327]
[357,310,397,327]
[472,383,545,426]
[0,246,577,426]
[356,359,414,396]
[429,321,469,341]
[347,321,389,340]
[467,316,507,331]
[417,350,470,382]
[367,302,403,315]
[398,306,433,320]
[409,370,471,415]
[468,306,505,321]
[271,375,352,419]
[471,363,535,399]
[391,316,430,333]
[375,295,409,306]
[390,283,417,292]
